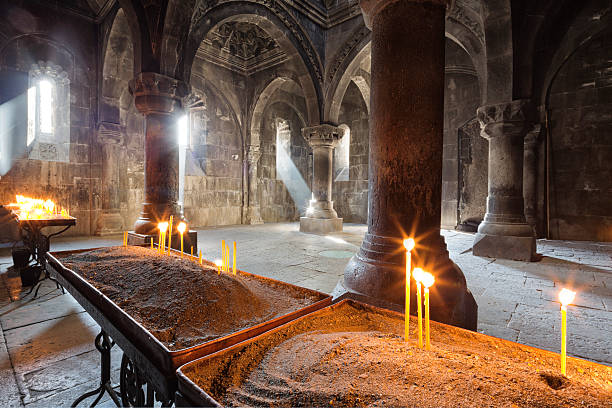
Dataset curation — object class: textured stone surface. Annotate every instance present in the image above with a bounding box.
[299,216,342,234]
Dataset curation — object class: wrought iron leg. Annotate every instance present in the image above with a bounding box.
[71,331,121,407]
[120,354,174,407]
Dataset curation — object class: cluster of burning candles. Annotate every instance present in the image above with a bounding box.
[122,217,239,276]
[9,195,70,220]
[403,238,577,376]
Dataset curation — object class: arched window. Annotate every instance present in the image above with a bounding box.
[27,62,70,162]
[334,124,350,181]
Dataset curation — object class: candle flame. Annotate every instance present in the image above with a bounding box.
[421,271,435,288]
[214,259,222,267]
[177,221,187,234]
[403,238,415,251]
[412,267,424,282]
[559,288,576,306]
[158,222,169,232]
[10,195,71,220]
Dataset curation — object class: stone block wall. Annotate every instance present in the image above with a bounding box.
[258,102,310,222]
[441,39,482,229]
[333,81,369,223]
[0,2,98,237]
[183,76,243,227]
[548,27,612,241]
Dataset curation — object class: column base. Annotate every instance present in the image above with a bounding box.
[299,217,343,234]
[127,231,198,254]
[95,212,124,236]
[473,232,536,261]
[340,233,478,330]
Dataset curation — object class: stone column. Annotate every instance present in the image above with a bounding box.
[95,122,125,235]
[523,124,541,234]
[128,72,189,235]
[335,0,477,330]
[300,124,343,234]
[473,100,536,261]
[245,144,263,224]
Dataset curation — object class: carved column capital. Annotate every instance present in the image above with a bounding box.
[129,72,190,116]
[301,124,344,148]
[360,0,449,29]
[477,99,533,140]
[524,124,542,147]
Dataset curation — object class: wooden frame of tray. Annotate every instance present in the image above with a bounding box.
[46,247,331,402]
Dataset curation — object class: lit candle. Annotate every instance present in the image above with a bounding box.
[215,259,222,274]
[403,238,415,342]
[168,215,173,254]
[233,241,237,275]
[158,222,168,254]
[199,250,203,265]
[226,243,230,273]
[123,231,128,247]
[222,240,226,271]
[421,271,435,351]
[150,237,154,250]
[191,246,193,257]
[177,222,187,258]
[559,288,576,376]
[157,224,162,253]
[413,267,424,349]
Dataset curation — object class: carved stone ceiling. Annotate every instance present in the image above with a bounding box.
[198,21,287,75]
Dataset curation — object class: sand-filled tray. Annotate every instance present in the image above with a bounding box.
[46,246,330,401]
[176,300,612,408]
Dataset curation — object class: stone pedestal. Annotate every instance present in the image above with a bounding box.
[245,145,263,224]
[129,73,188,235]
[300,124,343,234]
[335,0,477,330]
[473,100,536,262]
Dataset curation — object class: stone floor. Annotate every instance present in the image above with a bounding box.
[0,223,610,407]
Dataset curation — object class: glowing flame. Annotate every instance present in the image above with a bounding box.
[158,222,169,232]
[559,288,576,306]
[10,195,70,220]
[177,222,187,234]
[421,272,435,288]
[214,259,223,267]
[403,238,415,251]
[413,267,424,282]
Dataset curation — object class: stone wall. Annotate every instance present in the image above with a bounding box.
[441,39,483,229]
[0,1,98,237]
[548,26,612,241]
[258,101,310,222]
[98,8,144,234]
[183,78,243,227]
[333,81,369,223]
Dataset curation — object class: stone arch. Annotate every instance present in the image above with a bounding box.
[327,41,371,125]
[481,0,513,103]
[181,4,322,124]
[249,76,306,150]
[113,0,153,75]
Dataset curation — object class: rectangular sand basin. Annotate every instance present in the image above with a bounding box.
[46,246,331,402]
[176,299,612,408]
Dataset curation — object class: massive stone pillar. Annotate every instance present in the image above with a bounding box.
[473,100,536,261]
[335,0,477,330]
[300,124,344,234]
[245,144,263,224]
[523,124,541,234]
[128,72,188,235]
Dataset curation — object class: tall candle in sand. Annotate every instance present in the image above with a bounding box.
[421,271,435,351]
[413,268,424,349]
[403,238,415,342]
[168,215,173,254]
[177,222,186,258]
[233,241,237,275]
[559,288,576,376]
